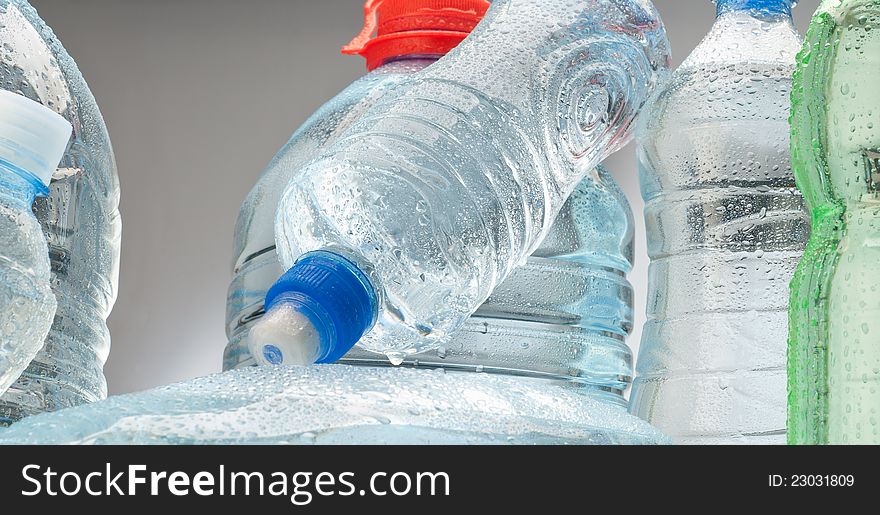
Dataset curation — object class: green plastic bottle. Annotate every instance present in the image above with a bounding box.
[789,0,880,445]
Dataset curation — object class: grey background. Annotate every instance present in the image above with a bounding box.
[27,0,821,395]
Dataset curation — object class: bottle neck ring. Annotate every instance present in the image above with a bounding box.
[348,30,472,71]
[0,159,48,207]
[375,52,444,69]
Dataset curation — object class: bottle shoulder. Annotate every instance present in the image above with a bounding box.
[640,33,798,140]
[636,19,800,195]
[533,168,634,272]
[682,12,802,69]
[645,12,801,126]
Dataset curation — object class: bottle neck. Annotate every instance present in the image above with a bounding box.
[716,0,793,19]
[0,160,44,209]
[371,53,442,74]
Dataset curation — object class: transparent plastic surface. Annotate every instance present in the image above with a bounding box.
[629,1,808,444]
[230,163,651,446]
[226,59,437,370]
[788,0,880,445]
[275,0,670,360]
[344,166,637,399]
[221,1,661,445]
[0,0,121,423]
[0,168,55,395]
[0,366,667,445]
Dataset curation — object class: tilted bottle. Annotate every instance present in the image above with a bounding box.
[250,0,670,367]
[629,0,809,444]
[0,91,70,395]
[0,0,121,423]
[226,0,491,370]
[788,0,880,445]
[0,0,669,445]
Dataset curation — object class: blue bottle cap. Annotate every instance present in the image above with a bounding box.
[254,250,379,365]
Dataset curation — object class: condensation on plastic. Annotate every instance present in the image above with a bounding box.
[275,0,671,359]
[0,0,121,424]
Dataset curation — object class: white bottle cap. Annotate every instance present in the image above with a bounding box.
[248,303,324,367]
[0,90,73,187]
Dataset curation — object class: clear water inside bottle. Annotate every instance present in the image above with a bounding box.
[629,4,809,444]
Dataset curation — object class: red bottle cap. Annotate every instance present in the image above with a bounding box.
[342,0,490,71]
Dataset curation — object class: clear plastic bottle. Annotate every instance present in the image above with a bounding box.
[0,0,121,423]
[629,0,809,444]
[226,0,490,370]
[252,0,671,366]
[0,91,70,395]
[788,0,880,445]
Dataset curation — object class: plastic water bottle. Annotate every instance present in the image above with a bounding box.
[0,91,70,395]
[629,0,809,444]
[789,0,880,445]
[226,0,491,370]
[250,0,671,367]
[0,0,121,423]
